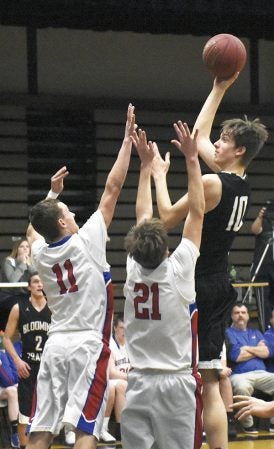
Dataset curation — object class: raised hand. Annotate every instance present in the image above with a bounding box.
[151,142,170,180]
[124,103,136,142]
[214,71,239,90]
[51,166,69,194]
[131,129,154,165]
[171,121,198,160]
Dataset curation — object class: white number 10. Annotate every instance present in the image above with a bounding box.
[226,196,248,232]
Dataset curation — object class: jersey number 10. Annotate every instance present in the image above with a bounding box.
[226,195,248,232]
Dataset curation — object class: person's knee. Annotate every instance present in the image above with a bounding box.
[200,369,219,383]
[29,431,53,445]
[231,378,253,395]
[115,380,127,395]
[5,385,18,400]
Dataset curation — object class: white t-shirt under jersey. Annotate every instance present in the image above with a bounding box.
[124,237,199,372]
[31,209,111,335]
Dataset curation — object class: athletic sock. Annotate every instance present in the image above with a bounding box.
[10,419,18,434]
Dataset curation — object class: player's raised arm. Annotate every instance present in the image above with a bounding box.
[151,142,190,229]
[172,122,205,248]
[192,74,239,172]
[26,166,69,246]
[99,104,135,228]
[131,129,154,225]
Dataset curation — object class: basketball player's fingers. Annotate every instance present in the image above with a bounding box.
[234,406,250,420]
[171,139,181,151]
[165,152,170,165]
[52,166,68,178]
[233,395,250,402]
[130,130,139,147]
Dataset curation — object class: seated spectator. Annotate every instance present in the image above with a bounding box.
[2,239,34,288]
[100,316,130,443]
[0,348,20,448]
[226,302,274,434]
[0,239,35,332]
[264,309,274,372]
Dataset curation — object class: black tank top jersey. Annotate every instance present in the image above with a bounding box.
[18,298,51,364]
[196,172,251,277]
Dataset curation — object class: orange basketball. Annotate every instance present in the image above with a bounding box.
[203,34,247,79]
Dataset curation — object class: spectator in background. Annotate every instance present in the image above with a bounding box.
[226,302,274,434]
[250,202,274,328]
[3,272,52,449]
[100,316,130,443]
[0,239,35,332]
[0,348,20,448]
[2,239,35,289]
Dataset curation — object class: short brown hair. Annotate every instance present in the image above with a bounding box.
[29,199,63,243]
[221,116,268,167]
[125,218,168,269]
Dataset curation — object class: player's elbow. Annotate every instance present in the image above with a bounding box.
[159,213,176,230]
[105,178,123,198]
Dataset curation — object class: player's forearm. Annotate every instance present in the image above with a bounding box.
[193,84,226,139]
[106,138,132,194]
[185,155,205,219]
[3,337,21,365]
[250,214,263,235]
[136,163,153,224]
[153,173,177,228]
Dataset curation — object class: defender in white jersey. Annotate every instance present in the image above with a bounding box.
[25,104,136,449]
[122,125,205,449]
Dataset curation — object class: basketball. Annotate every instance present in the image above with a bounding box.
[202,34,247,79]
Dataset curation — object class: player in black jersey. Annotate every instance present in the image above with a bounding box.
[152,73,268,449]
[3,272,51,449]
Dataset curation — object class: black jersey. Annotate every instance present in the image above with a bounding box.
[196,172,251,277]
[18,298,51,364]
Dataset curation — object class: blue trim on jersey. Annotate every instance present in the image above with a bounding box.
[77,415,96,434]
[189,302,197,315]
[48,235,72,248]
[103,270,111,285]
